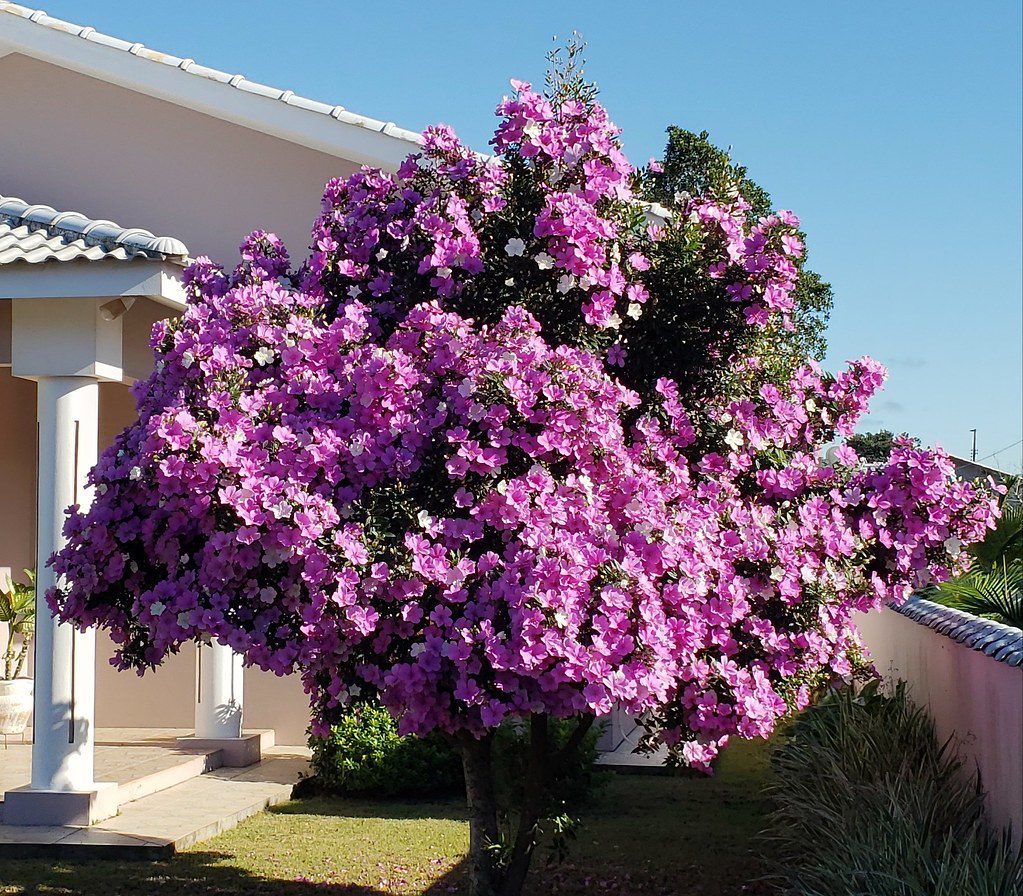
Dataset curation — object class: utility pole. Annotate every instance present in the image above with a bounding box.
[970,428,977,462]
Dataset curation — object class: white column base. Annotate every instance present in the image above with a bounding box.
[3,782,118,827]
[175,729,274,768]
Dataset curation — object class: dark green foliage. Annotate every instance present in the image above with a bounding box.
[640,127,834,388]
[847,429,918,463]
[307,701,463,798]
[614,205,752,404]
[766,681,1023,895]
[305,702,608,813]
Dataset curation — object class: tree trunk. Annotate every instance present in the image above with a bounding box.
[460,734,501,896]
[498,714,549,896]
[459,715,596,896]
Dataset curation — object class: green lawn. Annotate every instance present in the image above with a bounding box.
[1,739,773,896]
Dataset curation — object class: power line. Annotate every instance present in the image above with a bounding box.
[978,438,1023,462]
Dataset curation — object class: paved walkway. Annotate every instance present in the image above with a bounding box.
[0,729,310,858]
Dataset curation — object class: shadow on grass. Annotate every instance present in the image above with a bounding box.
[275,792,469,822]
[0,852,468,895]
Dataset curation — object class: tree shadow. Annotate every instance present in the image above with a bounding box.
[0,849,469,895]
[277,791,469,824]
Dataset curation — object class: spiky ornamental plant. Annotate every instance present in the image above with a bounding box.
[48,55,999,896]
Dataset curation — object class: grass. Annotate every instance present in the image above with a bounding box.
[0,739,773,896]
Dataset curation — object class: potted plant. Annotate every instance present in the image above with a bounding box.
[0,569,35,738]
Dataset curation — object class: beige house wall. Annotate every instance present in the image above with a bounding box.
[0,53,368,744]
[857,608,1023,844]
[0,53,359,267]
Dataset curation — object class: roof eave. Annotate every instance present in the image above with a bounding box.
[0,11,421,170]
[0,258,187,311]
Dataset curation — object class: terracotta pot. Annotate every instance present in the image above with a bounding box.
[0,678,33,736]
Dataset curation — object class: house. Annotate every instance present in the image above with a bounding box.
[0,2,422,827]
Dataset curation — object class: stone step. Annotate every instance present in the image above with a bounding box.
[0,749,308,859]
[115,748,222,805]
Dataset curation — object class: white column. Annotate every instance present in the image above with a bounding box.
[195,640,244,739]
[31,376,99,792]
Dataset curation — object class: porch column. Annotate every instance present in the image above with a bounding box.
[3,296,123,826]
[30,377,100,792]
[195,640,244,739]
[179,640,267,766]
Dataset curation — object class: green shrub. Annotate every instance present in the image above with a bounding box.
[307,701,463,798]
[765,681,1023,895]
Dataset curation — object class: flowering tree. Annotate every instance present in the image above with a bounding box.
[49,69,998,896]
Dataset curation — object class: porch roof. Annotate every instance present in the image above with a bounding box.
[0,195,189,312]
[0,195,189,266]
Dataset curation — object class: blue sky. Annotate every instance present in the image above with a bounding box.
[37,1,1023,470]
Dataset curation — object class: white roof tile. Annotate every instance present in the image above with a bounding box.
[0,195,189,265]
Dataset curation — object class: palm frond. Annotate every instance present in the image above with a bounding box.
[934,561,1023,629]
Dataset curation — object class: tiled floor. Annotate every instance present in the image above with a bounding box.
[0,728,209,795]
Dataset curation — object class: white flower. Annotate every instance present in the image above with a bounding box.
[770,566,785,582]
[96,483,108,495]
[176,612,191,628]
[253,346,274,366]
[376,248,388,260]
[504,237,526,257]
[410,643,427,658]
[505,277,516,287]
[435,266,452,279]
[181,351,195,368]
[418,510,434,529]
[534,252,555,270]
[347,285,362,299]
[626,303,643,320]
[944,537,963,558]
[150,601,166,617]
[607,313,622,330]
[805,398,818,412]
[350,440,364,457]
[554,609,569,627]
[349,684,362,697]
[523,121,542,140]
[724,429,745,451]
[557,274,575,294]
[496,480,508,495]
[129,466,143,481]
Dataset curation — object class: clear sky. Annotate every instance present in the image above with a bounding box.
[34,0,1023,471]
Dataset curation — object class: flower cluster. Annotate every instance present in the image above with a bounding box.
[307,81,803,362]
[48,82,998,771]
